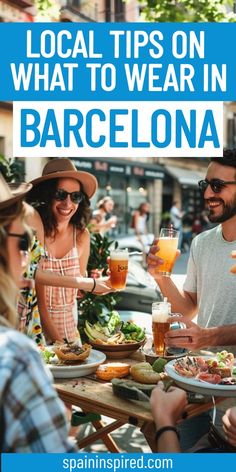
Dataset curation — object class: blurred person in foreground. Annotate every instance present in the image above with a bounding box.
[147,149,236,448]
[0,174,76,452]
[150,384,236,452]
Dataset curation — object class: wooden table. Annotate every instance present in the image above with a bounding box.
[54,352,224,452]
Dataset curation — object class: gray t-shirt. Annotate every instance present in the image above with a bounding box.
[183,225,236,438]
[183,224,236,329]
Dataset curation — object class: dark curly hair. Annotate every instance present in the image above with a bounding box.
[26,179,91,237]
[211,149,236,171]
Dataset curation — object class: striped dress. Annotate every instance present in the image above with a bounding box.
[41,228,81,343]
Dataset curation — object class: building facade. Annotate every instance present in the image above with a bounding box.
[0,1,235,236]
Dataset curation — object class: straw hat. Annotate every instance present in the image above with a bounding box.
[30,159,98,198]
[0,173,32,210]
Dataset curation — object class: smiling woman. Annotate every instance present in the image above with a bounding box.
[26,158,98,344]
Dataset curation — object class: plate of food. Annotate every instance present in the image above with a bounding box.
[39,343,106,378]
[84,312,146,358]
[142,344,188,364]
[165,351,236,397]
[89,338,145,358]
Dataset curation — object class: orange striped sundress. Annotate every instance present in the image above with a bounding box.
[41,228,81,343]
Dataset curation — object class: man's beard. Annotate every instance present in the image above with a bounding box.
[207,196,236,223]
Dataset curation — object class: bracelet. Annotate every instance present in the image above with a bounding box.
[155,426,180,443]
[90,278,96,293]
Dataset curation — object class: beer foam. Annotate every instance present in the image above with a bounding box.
[158,237,179,242]
[110,251,129,260]
[152,309,169,323]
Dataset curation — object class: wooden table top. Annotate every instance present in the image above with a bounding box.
[54,350,224,428]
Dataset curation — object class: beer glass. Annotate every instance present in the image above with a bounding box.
[110,249,129,289]
[152,301,170,356]
[155,227,179,276]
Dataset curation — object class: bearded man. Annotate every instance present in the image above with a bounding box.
[147,149,236,449]
[148,149,236,350]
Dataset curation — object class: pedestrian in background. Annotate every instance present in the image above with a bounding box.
[170,200,184,248]
[132,202,152,265]
[181,213,194,252]
[90,196,117,236]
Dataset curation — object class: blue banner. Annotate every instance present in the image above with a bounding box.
[0,22,236,101]
[2,452,236,472]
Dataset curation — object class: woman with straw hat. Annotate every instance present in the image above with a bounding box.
[25,158,113,344]
[0,174,76,452]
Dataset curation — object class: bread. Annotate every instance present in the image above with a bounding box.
[130,362,161,384]
[209,366,232,378]
[53,343,91,363]
[96,362,130,380]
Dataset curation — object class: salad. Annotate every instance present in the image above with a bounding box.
[84,310,146,344]
[39,345,57,364]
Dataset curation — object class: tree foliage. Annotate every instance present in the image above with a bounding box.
[35,0,54,13]
[78,234,120,328]
[0,156,24,182]
[139,0,236,22]
[34,0,60,18]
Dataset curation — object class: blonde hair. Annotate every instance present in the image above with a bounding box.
[97,196,113,210]
[0,200,25,327]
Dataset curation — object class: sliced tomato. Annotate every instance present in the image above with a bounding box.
[196,372,222,384]
[174,365,195,378]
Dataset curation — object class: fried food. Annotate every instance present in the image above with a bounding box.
[130,362,161,384]
[208,366,231,378]
[96,362,130,380]
[173,351,235,384]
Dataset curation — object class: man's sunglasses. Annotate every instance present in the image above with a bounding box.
[7,231,32,252]
[198,179,236,193]
[54,189,84,204]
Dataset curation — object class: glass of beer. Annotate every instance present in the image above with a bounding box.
[152,301,170,356]
[155,227,179,276]
[110,249,129,289]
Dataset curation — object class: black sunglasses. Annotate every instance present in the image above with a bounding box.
[7,231,32,252]
[198,178,236,194]
[54,189,84,204]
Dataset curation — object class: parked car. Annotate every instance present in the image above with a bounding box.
[116,259,162,312]
[116,234,154,264]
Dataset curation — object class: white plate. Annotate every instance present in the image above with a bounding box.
[165,356,236,397]
[48,349,106,379]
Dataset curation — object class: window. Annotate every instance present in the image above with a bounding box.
[67,0,80,9]
[0,136,5,155]
[115,0,125,21]
[227,114,236,149]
